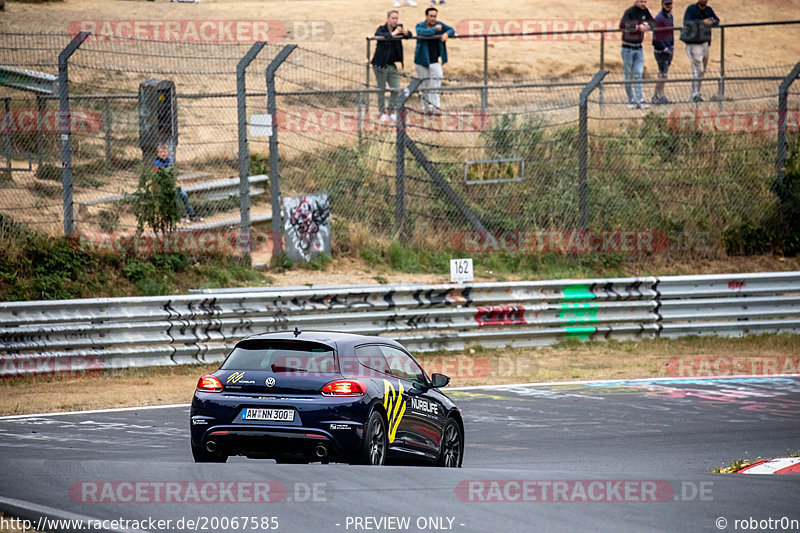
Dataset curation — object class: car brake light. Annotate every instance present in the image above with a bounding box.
[197,375,223,392]
[321,380,365,396]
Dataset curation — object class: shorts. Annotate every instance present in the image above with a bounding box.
[654,48,673,75]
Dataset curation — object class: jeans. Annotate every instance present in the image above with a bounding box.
[373,64,399,114]
[176,188,196,218]
[686,42,710,98]
[414,62,443,112]
[621,46,644,103]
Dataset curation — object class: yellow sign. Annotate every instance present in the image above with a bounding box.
[383,380,406,444]
[226,371,245,384]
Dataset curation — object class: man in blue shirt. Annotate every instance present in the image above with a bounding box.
[651,0,674,104]
[681,0,720,102]
[414,7,455,115]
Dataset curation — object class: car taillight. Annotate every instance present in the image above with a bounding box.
[197,375,223,392]
[321,380,365,396]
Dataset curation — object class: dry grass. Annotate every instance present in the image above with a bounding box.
[1,334,798,416]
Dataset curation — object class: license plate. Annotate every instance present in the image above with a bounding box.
[243,408,295,421]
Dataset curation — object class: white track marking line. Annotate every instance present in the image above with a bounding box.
[0,403,189,420]
[1,374,798,420]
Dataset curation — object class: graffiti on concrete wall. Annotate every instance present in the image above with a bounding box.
[283,193,330,262]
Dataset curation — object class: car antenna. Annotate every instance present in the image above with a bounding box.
[294,327,301,337]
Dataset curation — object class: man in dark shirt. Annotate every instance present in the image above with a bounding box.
[619,0,655,109]
[414,7,455,115]
[681,0,720,102]
[652,0,674,104]
[372,10,412,124]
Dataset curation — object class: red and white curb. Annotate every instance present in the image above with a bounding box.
[736,457,800,474]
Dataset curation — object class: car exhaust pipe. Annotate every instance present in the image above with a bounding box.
[206,440,217,453]
[314,444,328,459]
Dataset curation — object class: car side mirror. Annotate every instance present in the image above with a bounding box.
[430,373,450,388]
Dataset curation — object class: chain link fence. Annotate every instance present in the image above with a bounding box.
[1,32,283,243]
[1,31,798,261]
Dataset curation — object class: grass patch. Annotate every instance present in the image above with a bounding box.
[0,226,273,300]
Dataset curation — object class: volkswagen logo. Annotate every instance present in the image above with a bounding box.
[265,377,276,387]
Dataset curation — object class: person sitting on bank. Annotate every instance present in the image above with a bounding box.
[152,144,202,223]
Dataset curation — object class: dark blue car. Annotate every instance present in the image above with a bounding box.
[190,330,464,466]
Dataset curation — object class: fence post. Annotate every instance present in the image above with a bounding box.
[236,41,267,264]
[599,32,605,106]
[776,62,800,187]
[394,78,422,237]
[103,97,111,165]
[58,31,90,236]
[482,35,488,114]
[36,95,44,170]
[578,69,609,230]
[717,26,725,111]
[266,45,297,257]
[3,98,10,174]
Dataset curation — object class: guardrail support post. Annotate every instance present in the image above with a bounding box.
[103,97,111,165]
[776,61,800,188]
[266,45,297,258]
[58,31,90,236]
[236,41,267,264]
[578,69,609,231]
[394,78,421,237]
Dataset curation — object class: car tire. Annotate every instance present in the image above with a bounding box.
[437,419,463,467]
[353,411,387,466]
[191,442,228,463]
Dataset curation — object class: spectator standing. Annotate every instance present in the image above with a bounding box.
[681,0,720,102]
[414,7,455,115]
[372,10,413,124]
[152,144,201,223]
[619,0,655,109]
[652,0,674,104]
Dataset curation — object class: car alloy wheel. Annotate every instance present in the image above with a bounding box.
[438,419,462,467]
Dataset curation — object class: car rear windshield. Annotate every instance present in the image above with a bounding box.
[221,340,337,373]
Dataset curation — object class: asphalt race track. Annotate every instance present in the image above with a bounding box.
[1,376,799,533]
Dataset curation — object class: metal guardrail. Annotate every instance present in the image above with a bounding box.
[1,272,798,376]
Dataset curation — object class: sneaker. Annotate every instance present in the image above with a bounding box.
[638,101,649,110]
[692,94,704,103]
[189,215,203,222]
[430,0,436,5]
[389,113,397,122]
[393,0,401,6]
[404,0,418,5]
[651,96,661,105]
[380,113,390,124]
[439,0,446,4]
[661,96,671,104]
[627,102,637,109]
